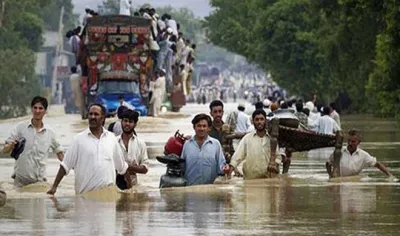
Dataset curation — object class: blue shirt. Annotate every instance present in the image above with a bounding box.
[181,136,226,186]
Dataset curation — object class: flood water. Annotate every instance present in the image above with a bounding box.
[1,104,400,235]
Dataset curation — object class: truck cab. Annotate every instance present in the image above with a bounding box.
[91,79,147,116]
[79,15,153,118]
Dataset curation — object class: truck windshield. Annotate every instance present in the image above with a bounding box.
[98,80,139,94]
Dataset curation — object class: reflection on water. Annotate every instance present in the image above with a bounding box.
[2,182,400,235]
[0,115,399,235]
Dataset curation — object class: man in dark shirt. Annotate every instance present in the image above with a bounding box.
[209,100,224,143]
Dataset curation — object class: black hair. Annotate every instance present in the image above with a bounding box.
[117,106,128,119]
[118,95,124,100]
[191,113,212,127]
[89,10,95,15]
[252,109,267,120]
[280,102,289,109]
[133,12,140,16]
[65,30,73,39]
[295,102,303,112]
[71,66,77,73]
[121,109,139,123]
[169,35,177,42]
[255,102,263,110]
[89,103,106,115]
[31,96,48,110]
[322,106,330,116]
[209,100,224,111]
[238,106,245,112]
[316,104,323,113]
[170,44,177,53]
[303,108,310,116]
[329,102,337,111]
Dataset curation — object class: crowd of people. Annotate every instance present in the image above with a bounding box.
[64,4,197,117]
[0,95,394,205]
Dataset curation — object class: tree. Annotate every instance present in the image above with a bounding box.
[0,49,41,118]
[367,0,400,122]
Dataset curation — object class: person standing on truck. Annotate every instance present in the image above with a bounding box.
[119,0,131,16]
[3,96,64,187]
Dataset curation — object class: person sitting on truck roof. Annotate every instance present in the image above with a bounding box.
[119,0,131,16]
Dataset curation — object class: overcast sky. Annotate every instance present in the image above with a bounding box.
[72,0,213,18]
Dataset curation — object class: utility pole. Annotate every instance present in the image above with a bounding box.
[0,0,5,28]
[50,6,64,103]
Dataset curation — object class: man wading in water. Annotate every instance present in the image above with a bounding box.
[3,96,64,187]
[47,104,130,195]
[181,113,230,185]
[326,129,394,178]
[228,109,279,179]
[115,109,150,190]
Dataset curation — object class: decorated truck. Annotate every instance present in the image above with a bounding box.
[78,15,153,118]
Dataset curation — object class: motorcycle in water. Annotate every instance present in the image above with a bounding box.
[156,130,188,188]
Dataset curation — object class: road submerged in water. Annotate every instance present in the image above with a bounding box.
[1,103,399,235]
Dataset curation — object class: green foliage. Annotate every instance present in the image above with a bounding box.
[41,0,77,31]
[0,0,75,118]
[205,0,400,121]
[0,49,42,118]
[12,12,44,51]
[367,1,400,121]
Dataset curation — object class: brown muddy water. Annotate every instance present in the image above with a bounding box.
[1,105,400,236]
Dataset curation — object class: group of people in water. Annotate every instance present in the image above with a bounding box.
[0,95,395,208]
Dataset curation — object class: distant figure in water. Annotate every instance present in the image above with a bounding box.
[326,129,394,178]
[0,188,6,207]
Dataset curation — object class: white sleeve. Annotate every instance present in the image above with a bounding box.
[50,130,63,154]
[113,139,128,175]
[60,137,79,175]
[6,124,21,143]
[363,152,377,167]
[139,140,150,170]
[230,136,247,168]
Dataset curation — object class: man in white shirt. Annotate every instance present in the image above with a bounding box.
[4,96,64,187]
[149,70,166,117]
[329,102,341,128]
[119,0,131,16]
[82,7,92,26]
[165,14,178,36]
[310,106,341,135]
[326,129,393,178]
[228,109,279,179]
[115,110,149,189]
[47,104,130,195]
[235,104,251,133]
